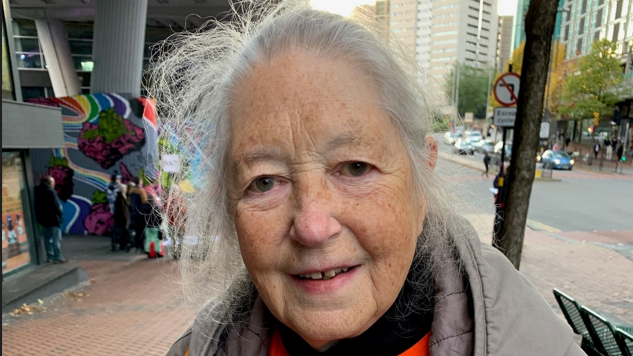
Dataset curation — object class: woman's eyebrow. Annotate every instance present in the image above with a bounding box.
[240,148,285,165]
[325,134,362,151]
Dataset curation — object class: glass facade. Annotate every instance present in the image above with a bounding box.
[2,152,33,274]
[2,15,15,100]
[10,19,174,98]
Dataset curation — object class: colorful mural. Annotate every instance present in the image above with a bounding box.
[29,93,159,236]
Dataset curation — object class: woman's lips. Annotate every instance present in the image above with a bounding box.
[296,266,351,280]
[290,266,359,294]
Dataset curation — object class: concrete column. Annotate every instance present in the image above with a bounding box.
[34,19,81,97]
[91,0,148,97]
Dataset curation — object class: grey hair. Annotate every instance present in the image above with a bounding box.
[148,0,468,326]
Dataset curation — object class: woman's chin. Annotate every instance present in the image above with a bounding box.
[285,309,376,349]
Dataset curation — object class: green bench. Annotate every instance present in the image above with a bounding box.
[553,289,633,356]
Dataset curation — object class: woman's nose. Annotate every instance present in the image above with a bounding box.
[289,180,342,247]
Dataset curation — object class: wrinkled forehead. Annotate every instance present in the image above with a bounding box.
[227,50,396,159]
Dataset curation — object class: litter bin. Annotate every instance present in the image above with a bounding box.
[535,163,543,178]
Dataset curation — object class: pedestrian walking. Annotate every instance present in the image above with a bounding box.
[606,144,613,161]
[128,177,149,253]
[593,142,600,159]
[482,152,491,178]
[564,136,571,149]
[34,176,66,263]
[112,183,131,252]
[611,137,618,149]
[616,144,624,162]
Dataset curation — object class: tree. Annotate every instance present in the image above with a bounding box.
[494,0,559,269]
[445,63,495,119]
[558,39,630,121]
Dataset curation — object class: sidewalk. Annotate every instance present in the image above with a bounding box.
[466,213,633,326]
[2,236,196,356]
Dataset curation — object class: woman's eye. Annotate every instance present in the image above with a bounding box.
[251,177,275,192]
[342,162,370,177]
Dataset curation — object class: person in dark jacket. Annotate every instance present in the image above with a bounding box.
[616,144,624,162]
[112,183,131,252]
[128,177,149,253]
[482,152,491,178]
[34,176,66,263]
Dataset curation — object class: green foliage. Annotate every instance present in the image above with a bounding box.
[431,116,451,133]
[81,108,131,143]
[445,63,495,119]
[91,190,108,205]
[49,156,69,167]
[558,40,630,119]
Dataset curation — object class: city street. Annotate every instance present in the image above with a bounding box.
[434,132,633,233]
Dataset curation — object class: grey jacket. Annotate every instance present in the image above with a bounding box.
[167,232,586,356]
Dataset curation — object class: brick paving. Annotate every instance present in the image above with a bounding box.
[2,259,195,356]
[468,213,633,327]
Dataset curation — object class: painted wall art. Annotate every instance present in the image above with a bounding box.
[29,93,159,236]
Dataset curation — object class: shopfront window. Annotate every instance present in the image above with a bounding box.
[2,19,15,100]
[2,152,32,274]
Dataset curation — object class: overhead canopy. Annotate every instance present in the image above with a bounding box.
[2,100,64,149]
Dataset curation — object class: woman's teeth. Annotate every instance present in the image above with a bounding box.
[298,267,349,280]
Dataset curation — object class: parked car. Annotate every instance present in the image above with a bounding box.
[538,150,574,170]
[454,138,474,155]
[463,130,483,143]
[444,131,460,145]
[473,140,495,154]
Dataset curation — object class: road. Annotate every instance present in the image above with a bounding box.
[433,133,633,237]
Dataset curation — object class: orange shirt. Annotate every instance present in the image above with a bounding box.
[268,328,430,356]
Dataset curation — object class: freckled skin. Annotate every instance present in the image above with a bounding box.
[228,50,430,349]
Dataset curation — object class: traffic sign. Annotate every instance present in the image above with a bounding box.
[493,72,521,107]
[493,107,516,127]
[539,122,550,139]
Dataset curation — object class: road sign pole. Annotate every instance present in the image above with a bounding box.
[492,65,516,248]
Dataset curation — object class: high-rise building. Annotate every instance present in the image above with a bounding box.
[385,0,499,101]
[513,0,529,49]
[513,0,564,49]
[389,0,418,58]
[375,0,391,28]
[415,0,498,84]
[497,15,513,71]
[559,0,632,61]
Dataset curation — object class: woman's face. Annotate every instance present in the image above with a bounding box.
[229,50,428,349]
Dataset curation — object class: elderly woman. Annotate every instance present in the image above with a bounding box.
[152,2,584,355]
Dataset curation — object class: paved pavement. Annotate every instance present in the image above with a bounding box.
[467,213,633,327]
[2,237,196,356]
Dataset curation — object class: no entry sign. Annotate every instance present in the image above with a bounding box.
[493,73,521,107]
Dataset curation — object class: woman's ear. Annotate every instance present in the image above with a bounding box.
[426,136,438,171]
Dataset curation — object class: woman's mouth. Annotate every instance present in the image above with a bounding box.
[294,266,356,280]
